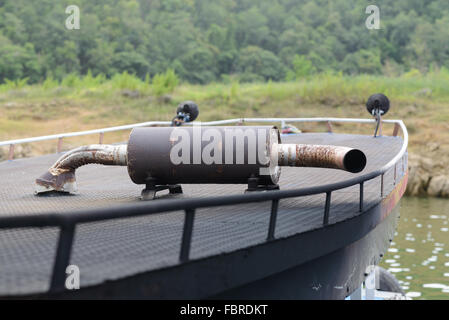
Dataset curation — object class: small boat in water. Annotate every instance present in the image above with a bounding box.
[0,94,408,299]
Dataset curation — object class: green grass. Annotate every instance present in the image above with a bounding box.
[2,71,449,105]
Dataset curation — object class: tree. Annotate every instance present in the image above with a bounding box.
[112,51,150,79]
[1,0,449,83]
[0,37,41,83]
[286,55,315,80]
[236,46,285,82]
[342,50,382,75]
[178,47,217,84]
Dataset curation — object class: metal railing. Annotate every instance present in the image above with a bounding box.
[0,117,408,293]
[1,117,404,159]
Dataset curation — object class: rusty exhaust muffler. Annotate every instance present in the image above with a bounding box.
[34,126,366,195]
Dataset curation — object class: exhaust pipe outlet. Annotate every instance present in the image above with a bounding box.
[277,144,367,173]
[35,144,127,194]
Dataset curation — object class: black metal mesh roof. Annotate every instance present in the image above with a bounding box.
[0,133,404,295]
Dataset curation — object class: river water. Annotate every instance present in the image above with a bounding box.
[379,196,449,299]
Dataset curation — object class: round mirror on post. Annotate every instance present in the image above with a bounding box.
[172,101,199,126]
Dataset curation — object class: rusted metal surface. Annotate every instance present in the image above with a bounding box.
[277,144,366,173]
[35,144,127,194]
[35,170,77,194]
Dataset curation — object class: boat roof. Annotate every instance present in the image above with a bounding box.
[0,132,404,295]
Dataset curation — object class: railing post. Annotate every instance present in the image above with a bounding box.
[323,192,331,226]
[394,163,397,186]
[180,209,196,263]
[326,121,333,133]
[57,137,63,153]
[392,123,400,137]
[380,173,384,198]
[359,182,364,212]
[99,132,104,145]
[49,224,76,292]
[267,199,279,241]
[402,153,406,175]
[8,144,14,160]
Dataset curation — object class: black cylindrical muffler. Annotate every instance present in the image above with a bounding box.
[127,126,281,185]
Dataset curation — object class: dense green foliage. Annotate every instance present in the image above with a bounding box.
[1,0,449,85]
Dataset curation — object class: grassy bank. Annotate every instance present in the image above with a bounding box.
[0,73,448,168]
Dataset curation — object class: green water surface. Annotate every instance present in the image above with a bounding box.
[380,197,449,300]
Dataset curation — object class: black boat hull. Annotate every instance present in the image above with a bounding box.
[214,205,399,299]
[35,173,407,300]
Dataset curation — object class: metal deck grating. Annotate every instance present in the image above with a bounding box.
[0,133,404,295]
